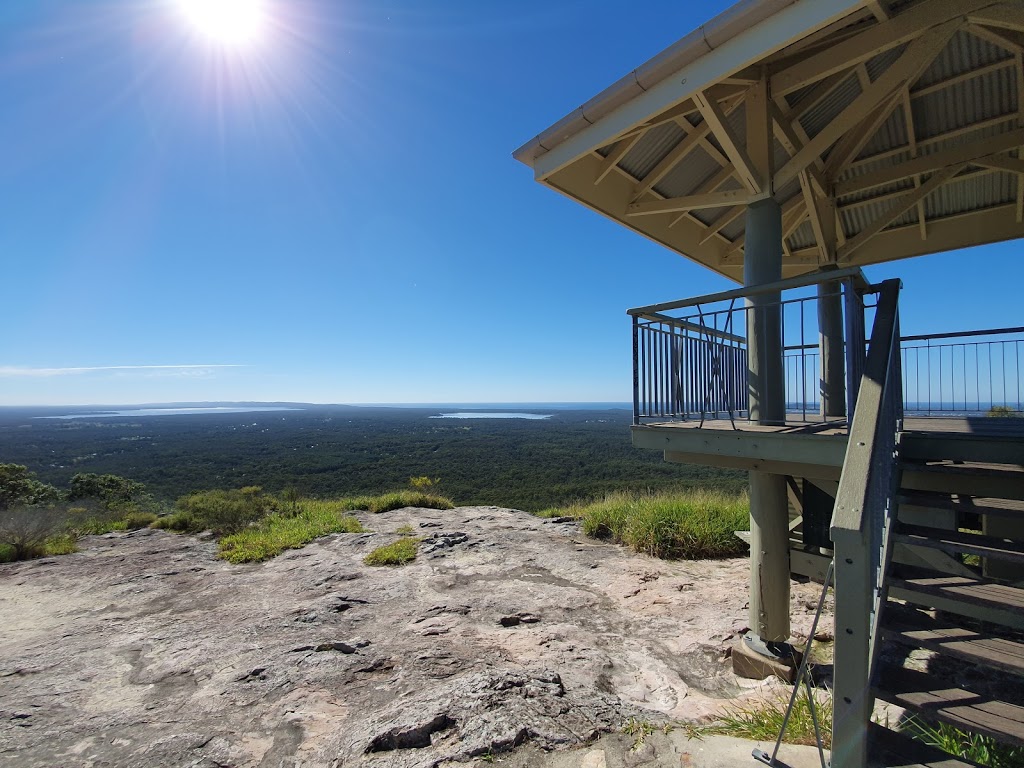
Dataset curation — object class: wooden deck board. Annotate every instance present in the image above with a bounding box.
[880,609,1024,677]
[873,666,1024,747]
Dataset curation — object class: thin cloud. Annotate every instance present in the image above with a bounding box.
[0,364,245,378]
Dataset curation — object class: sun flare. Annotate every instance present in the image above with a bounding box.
[178,0,267,47]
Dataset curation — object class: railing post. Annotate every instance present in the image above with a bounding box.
[632,316,640,425]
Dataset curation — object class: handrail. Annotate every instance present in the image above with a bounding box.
[627,266,870,319]
[901,325,1024,343]
[830,278,903,768]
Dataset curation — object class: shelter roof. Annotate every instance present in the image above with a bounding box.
[514,0,1024,281]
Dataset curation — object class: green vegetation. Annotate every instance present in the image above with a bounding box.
[364,537,419,566]
[0,464,61,511]
[987,405,1020,418]
[697,687,832,748]
[540,489,749,560]
[0,406,745,512]
[218,500,364,563]
[157,486,281,535]
[338,490,452,514]
[902,718,1024,768]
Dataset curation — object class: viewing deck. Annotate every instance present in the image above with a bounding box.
[633,416,1024,480]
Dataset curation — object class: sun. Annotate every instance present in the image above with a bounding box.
[177,0,267,47]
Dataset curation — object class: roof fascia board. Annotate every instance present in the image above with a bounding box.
[531,0,868,182]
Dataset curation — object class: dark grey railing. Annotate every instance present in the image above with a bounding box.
[830,279,903,768]
[901,326,1023,416]
[630,267,873,427]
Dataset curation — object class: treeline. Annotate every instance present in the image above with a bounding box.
[0,406,745,511]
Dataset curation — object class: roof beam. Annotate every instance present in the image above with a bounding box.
[696,205,745,242]
[901,88,928,240]
[972,153,1024,174]
[595,132,647,185]
[531,0,867,180]
[834,126,1024,195]
[968,3,1024,34]
[626,189,751,217]
[776,20,961,189]
[823,90,903,179]
[838,164,965,262]
[694,90,762,194]
[966,21,1024,53]
[770,0,993,96]
[630,99,744,201]
[866,0,891,21]
[668,166,736,228]
[800,171,838,262]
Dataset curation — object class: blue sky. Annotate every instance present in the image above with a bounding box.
[2,0,1021,406]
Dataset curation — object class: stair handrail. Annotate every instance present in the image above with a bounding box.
[829,278,903,768]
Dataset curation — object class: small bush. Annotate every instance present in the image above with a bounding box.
[902,717,1024,767]
[550,489,749,560]
[175,486,281,535]
[0,506,72,561]
[217,500,364,564]
[336,491,453,514]
[43,534,78,556]
[122,511,158,530]
[150,509,198,532]
[697,686,832,748]
[364,537,418,566]
[987,405,1020,418]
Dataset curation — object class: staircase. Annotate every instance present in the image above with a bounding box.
[866,432,1024,767]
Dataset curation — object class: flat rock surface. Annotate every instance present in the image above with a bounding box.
[0,506,832,767]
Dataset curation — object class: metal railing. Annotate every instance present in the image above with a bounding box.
[901,326,1023,416]
[830,279,904,768]
[630,267,874,427]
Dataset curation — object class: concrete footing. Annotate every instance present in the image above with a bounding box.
[731,633,802,683]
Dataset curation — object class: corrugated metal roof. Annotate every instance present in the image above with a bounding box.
[618,122,688,181]
[517,0,1024,280]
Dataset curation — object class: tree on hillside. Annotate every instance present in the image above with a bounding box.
[0,464,62,511]
[68,473,148,510]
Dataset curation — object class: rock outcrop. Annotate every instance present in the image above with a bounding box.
[0,506,831,767]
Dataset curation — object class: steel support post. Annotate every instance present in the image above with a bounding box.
[745,197,791,643]
[819,278,847,418]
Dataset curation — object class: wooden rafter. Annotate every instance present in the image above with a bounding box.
[695,205,745,243]
[1017,51,1024,223]
[630,99,743,201]
[770,0,992,96]
[800,170,838,263]
[777,20,961,189]
[901,88,927,240]
[595,132,646,186]
[694,90,762,194]
[838,164,966,262]
[626,189,750,217]
[666,167,736,228]
[849,113,1018,170]
[972,153,1024,174]
[965,22,1024,53]
[835,126,1024,195]
[968,3,1024,34]
[911,57,1017,98]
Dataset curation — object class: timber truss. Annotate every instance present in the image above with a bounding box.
[530,0,1024,281]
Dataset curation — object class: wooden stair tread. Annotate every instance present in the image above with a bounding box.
[880,609,1024,677]
[868,723,983,768]
[872,666,1024,747]
[898,491,1024,519]
[887,576,1024,630]
[894,523,1024,564]
[901,462,1024,500]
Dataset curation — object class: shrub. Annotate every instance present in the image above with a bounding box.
[217,500,364,564]
[549,489,749,560]
[68,473,148,510]
[174,486,281,535]
[696,686,832,748]
[0,506,72,561]
[122,511,158,530]
[0,464,62,511]
[901,717,1024,767]
[331,491,453,514]
[987,405,1019,418]
[364,537,418,566]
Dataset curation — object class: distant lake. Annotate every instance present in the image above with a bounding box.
[430,412,551,420]
[39,407,303,420]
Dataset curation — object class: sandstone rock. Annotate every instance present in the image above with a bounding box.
[0,505,832,768]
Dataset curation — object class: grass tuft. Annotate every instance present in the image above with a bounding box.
[697,686,832,748]
[364,537,418,566]
[217,499,364,564]
[901,717,1024,767]
[338,491,453,514]
[541,489,749,560]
